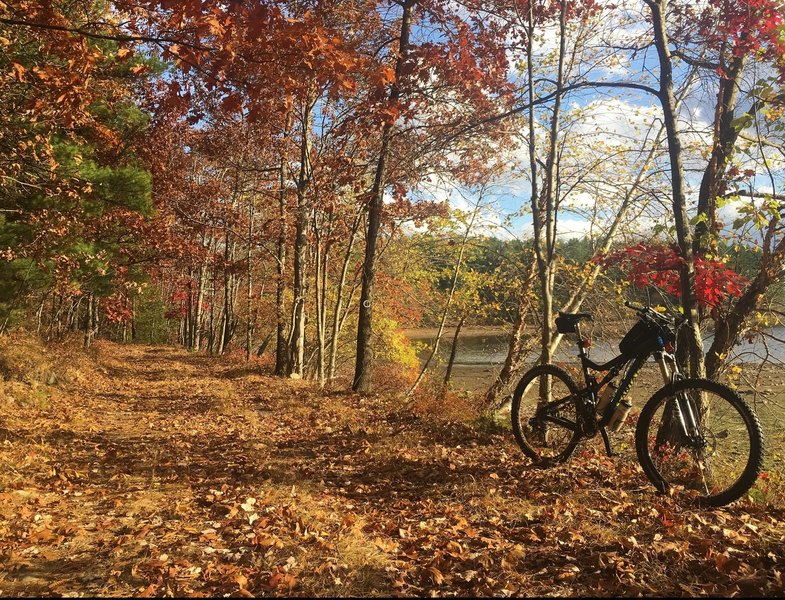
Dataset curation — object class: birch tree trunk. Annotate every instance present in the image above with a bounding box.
[313,217,328,385]
[328,210,362,380]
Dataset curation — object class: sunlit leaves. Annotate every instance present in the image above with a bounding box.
[600,244,748,309]
[3,341,785,596]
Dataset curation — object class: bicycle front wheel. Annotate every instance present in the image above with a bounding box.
[511,364,581,464]
[635,378,764,507]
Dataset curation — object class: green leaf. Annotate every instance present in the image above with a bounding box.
[732,217,749,230]
[730,114,753,131]
[690,213,708,226]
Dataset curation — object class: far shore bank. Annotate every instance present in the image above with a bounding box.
[402,319,663,340]
[402,325,509,339]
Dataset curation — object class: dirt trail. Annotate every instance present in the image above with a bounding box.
[1,343,785,597]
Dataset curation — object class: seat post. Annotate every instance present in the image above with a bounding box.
[575,322,587,358]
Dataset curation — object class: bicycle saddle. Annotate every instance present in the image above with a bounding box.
[555,312,593,333]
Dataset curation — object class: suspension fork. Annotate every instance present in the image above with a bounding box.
[655,352,701,438]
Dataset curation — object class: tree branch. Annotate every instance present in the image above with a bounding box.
[0,17,214,52]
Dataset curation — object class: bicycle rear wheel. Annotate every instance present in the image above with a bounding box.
[635,378,764,507]
[511,364,581,464]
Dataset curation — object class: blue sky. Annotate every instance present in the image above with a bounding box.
[406,2,784,247]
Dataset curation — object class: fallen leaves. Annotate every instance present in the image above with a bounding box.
[1,343,785,597]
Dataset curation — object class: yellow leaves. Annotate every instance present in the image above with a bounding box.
[373,536,399,553]
[206,16,224,36]
[234,573,254,596]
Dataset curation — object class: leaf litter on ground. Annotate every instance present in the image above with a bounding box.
[0,342,784,596]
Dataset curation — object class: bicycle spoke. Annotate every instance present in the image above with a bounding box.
[637,379,763,506]
[512,364,581,463]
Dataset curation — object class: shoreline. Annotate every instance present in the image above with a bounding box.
[402,325,509,339]
[435,361,785,401]
[402,321,656,341]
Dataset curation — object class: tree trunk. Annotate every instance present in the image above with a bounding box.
[530,0,567,369]
[706,221,785,378]
[536,115,673,366]
[694,54,746,255]
[407,190,481,398]
[35,293,46,333]
[83,293,97,349]
[444,315,465,386]
[246,194,255,364]
[275,156,289,376]
[484,257,537,409]
[353,0,414,392]
[184,277,192,348]
[208,252,217,353]
[289,93,314,377]
[328,209,362,379]
[130,296,137,341]
[313,220,328,385]
[193,266,205,351]
[219,229,235,355]
[647,0,705,379]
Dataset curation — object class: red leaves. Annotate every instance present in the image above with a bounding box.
[702,0,785,76]
[103,294,134,323]
[600,244,748,309]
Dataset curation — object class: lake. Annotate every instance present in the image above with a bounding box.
[406,326,785,367]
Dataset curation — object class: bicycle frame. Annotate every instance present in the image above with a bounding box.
[515,306,764,505]
[571,320,699,452]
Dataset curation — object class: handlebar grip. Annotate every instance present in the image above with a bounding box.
[624,300,648,313]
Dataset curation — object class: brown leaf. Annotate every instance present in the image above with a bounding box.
[29,527,58,544]
[427,566,444,585]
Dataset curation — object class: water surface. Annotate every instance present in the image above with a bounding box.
[408,326,785,368]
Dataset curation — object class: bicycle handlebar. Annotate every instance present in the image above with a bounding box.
[624,300,683,328]
[624,300,646,313]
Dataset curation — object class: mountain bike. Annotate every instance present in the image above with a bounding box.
[511,301,764,507]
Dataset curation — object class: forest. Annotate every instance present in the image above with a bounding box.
[2,0,785,596]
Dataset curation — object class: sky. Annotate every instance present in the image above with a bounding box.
[407,1,784,246]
